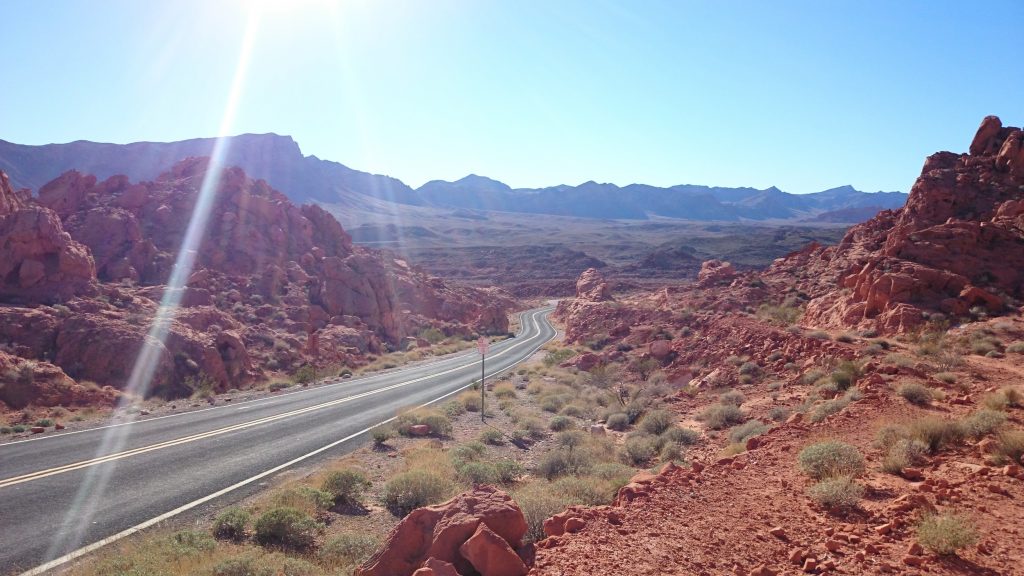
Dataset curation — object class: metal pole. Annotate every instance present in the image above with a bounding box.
[480,352,485,422]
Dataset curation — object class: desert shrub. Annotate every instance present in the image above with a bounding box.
[518,417,547,440]
[661,426,700,445]
[898,383,933,406]
[540,395,566,413]
[371,424,393,446]
[34,418,54,427]
[725,355,744,366]
[757,303,802,325]
[450,441,487,464]
[1003,387,1024,407]
[459,391,482,412]
[605,412,630,431]
[383,470,454,515]
[11,425,27,433]
[768,407,791,422]
[1007,341,1024,354]
[830,360,861,390]
[906,417,965,453]
[268,381,290,392]
[268,486,333,514]
[719,390,745,406]
[728,421,768,445]
[537,448,593,479]
[808,476,863,510]
[638,409,674,435]
[698,404,746,430]
[212,507,251,540]
[798,441,865,480]
[962,409,1007,438]
[933,372,957,384]
[623,397,653,424]
[982,393,1010,412]
[623,434,661,465]
[971,339,998,356]
[456,460,499,484]
[322,469,370,506]
[810,394,853,423]
[738,362,760,377]
[807,330,831,340]
[213,553,276,576]
[443,399,466,418]
[800,369,826,386]
[169,529,216,556]
[549,415,575,432]
[881,439,929,474]
[916,513,979,555]
[513,483,575,542]
[254,507,321,550]
[495,458,524,483]
[395,408,452,437]
[836,332,857,344]
[560,403,589,418]
[319,533,379,568]
[293,365,316,384]
[475,428,502,445]
[993,429,1024,465]
[493,383,516,399]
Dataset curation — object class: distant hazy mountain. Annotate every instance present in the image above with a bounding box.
[0,134,421,209]
[0,134,906,221]
[416,180,907,221]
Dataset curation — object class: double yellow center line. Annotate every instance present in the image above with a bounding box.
[0,312,548,489]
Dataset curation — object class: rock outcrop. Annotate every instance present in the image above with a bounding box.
[772,116,1024,333]
[357,485,529,576]
[574,267,612,302]
[0,161,516,406]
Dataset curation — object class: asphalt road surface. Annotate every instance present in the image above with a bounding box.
[0,305,556,575]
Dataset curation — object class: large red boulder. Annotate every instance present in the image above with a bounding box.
[357,485,528,576]
[575,267,612,301]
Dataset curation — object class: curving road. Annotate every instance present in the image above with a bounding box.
[0,305,556,575]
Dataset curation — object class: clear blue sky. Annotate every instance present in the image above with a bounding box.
[2,0,1021,193]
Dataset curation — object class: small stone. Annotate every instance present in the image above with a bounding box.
[907,542,923,556]
[140,409,151,416]
[768,526,787,540]
[30,426,45,434]
[824,539,843,552]
[788,548,806,563]
[564,517,585,533]
[589,424,606,436]
[54,423,65,430]
[408,424,431,436]
[901,467,925,481]
[745,436,761,450]
[874,523,893,535]
[902,555,925,567]
[802,557,817,573]
[750,563,778,576]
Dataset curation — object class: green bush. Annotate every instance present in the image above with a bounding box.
[213,553,275,576]
[383,470,453,515]
[549,415,575,432]
[738,362,760,376]
[698,404,746,430]
[810,391,858,423]
[881,439,928,475]
[605,412,630,431]
[370,425,393,446]
[797,441,865,480]
[456,460,499,484]
[1007,341,1024,354]
[623,434,661,465]
[480,428,505,445]
[537,448,593,480]
[719,390,745,406]
[322,469,370,506]
[212,507,250,540]
[169,530,216,556]
[518,417,547,439]
[268,381,290,392]
[34,418,54,427]
[395,409,452,437]
[450,441,487,464]
[898,383,933,406]
[728,421,768,445]
[512,482,576,542]
[319,533,379,567]
[916,513,979,555]
[254,507,321,550]
[460,391,482,412]
[495,458,524,483]
[638,409,674,435]
[962,409,1006,438]
[293,365,316,384]
[808,477,863,510]
[661,426,700,446]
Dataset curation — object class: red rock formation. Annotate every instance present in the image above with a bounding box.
[0,171,97,304]
[357,485,529,576]
[695,259,738,287]
[574,267,612,302]
[771,116,1024,333]
[0,161,516,405]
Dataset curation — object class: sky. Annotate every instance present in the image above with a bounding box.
[2,0,1021,193]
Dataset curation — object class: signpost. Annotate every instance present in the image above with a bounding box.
[477,336,489,422]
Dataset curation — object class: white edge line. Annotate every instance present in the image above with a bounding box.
[18,309,555,576]
[3,307,548,447]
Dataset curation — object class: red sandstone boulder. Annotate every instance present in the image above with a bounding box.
[357,485,528,576]
[459,523,528,576]
[575,267,612,301]
[696,259,737,287]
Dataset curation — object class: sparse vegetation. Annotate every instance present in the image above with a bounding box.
[881,439,928,475]
[728,420,768,445]
[212,508,251,541]
[605,412,630,431]
[698,404,746,430]
[797,441,865,480]
[993,429,1024,465]
[808,476,864,510]
[253,507,321,550]
[916,513,979,555]
[383,469,454,515]
[638,409,674,435]
[898,382,933,406]
[321,469,370,506]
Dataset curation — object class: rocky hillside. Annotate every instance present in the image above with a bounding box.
[539,117,1024,575]
[0,160,514,408]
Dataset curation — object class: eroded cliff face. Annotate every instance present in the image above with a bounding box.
[767,116,1024,334]
[0,159,515,407]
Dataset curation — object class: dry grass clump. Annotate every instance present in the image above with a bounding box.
[493,382,517,399]
[728,421,768,445]
[458,390,482,412]
[916,513,979,555]
[638,409,675,435]
[698,403,746,430]
[253,507,322,551]
[993,429,1024,465]
[393,407,452,437]
[321,469,370,506]
[881,439,928,475]
[808,476,864,510]
[318,533,379,572]
[898,382,934,406]
[718,390,745,406]
[810,389,861,423]
[962,409,1007,438]
[798,441,865,480]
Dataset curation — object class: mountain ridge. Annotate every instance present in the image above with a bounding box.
[0,134,906,222]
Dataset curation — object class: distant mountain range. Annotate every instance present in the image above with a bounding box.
[0,134,906,221]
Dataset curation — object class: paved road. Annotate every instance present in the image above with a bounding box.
[0,305,556,575]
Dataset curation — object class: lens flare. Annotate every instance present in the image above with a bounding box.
[40,11,261,564]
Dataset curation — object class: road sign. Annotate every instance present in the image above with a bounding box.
[477,336,489,355]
